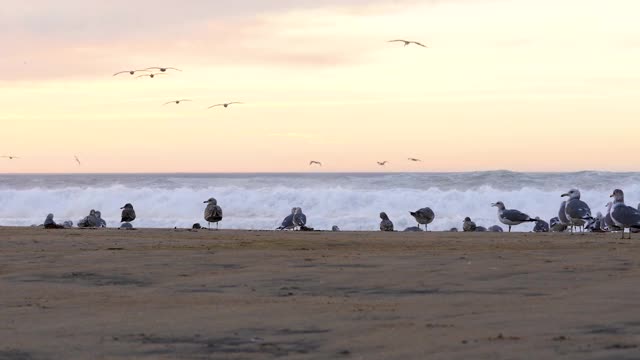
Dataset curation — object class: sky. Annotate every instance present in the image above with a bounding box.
[1,0,639,173]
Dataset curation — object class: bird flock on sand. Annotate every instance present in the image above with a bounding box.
[3,40,428,168]
[35,188,640,238]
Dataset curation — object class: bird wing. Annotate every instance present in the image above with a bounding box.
[145,67,161,71]
[136,74,150,78]
[566,200,592,219]
[163,101,175,105]
[208,104,223,109]
[166,67,182,71]
[113,71,130,76]
[503,209,531,222]
[388,40,407,43]
[412,41,428,47]
[612,205,640,227]
[228,102,243,105]
[179,99,192,102]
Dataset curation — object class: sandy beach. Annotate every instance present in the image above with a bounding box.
[1,227,639,359]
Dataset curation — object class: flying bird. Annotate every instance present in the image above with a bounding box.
[113,69,148,76]
[208,102,243,109]
[74,155,81,166]
[164,99,192,105]
[408,158,421,162]
[377,161,389,166]
[1,155,19,160]
[309,161,322,167]
[136,73,167,79]
[388,39,428,48]
[145,67,182,72]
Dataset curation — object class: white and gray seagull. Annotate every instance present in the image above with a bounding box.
[377,161,389,166]
[388,39,428,48]
[74,155,81,166]
[410,207,435,231]
[309,161,322,167]
[208,102,243,109]
[1,155,19,160]
[491,201,537,232]
[561,189,593,233]
[408,158,421,162]
[609,189,640,239]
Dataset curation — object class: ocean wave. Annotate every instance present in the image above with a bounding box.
[1,172,640,231]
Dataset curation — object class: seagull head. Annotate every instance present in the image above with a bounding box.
[380,212,390,220]
[463,217,471,222]
[491,201,506,210]
[120,203,133,210]
[203,198,217,205]
[610,189,624,203]
[561,189,581,200]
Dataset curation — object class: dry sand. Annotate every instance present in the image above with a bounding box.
[1,227,639,359]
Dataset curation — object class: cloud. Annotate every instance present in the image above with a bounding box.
[1,0,425,81]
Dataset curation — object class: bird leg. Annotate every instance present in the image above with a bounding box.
[508,225,511,232]
[216,222,219,230]
[621,228,625,240]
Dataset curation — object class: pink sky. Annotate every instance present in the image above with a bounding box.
[1,0,640,173]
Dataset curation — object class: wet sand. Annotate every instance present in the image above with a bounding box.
[1,227,639,359]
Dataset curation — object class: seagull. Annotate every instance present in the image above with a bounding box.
[74,155,81,166]
[208,102,243,109]
[410,207,435,231]
[377,161,389,166]
[561,189,593,233]
[1,155,19,160]
[388,39,428,48]
[113,69,149,76]
[145,67,182,72]
[408,158,421,162]
[136,73,167,79]
[609,189,640,239]
[164,99,192,105]
[309,161,322,167]
[491,201,537,232]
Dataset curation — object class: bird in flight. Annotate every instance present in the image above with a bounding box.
[145,67,182,72]
[74,155,81,166]
[164,99,192,105]
[408,158,422,162]
[377,161,389,166]
[388,39,428,48]
[136,73,167,79]
[113,69,149,76]
[309,161,322,167]
[208,102,243,109]
[1,155,19,160]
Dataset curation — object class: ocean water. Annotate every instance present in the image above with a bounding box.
[1,171,639,231]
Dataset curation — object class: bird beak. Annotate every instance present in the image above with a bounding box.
[491,203,496,207]
[561,193,568,197]
[120,207,124,209]
[203,200,208,203]
[609,194,614,198]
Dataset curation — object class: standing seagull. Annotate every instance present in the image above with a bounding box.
[113,69,149,76]
[74,155,81,166]
[558,200,571,231]
[379,212,394,231]
[492,201,537,232]
[561,189,593,233]
[462,217,477,232]
[164,99,192,105]
[1,155,19,160]
[203,198,223,230]
[309,161,322,167]
[293,207,307,230]
[410,207,435,231]
[609,189,640,239]
[208,102,243,109]
[388,39,428,48]
[145,67,182,72]
[377,161,389,166]
[120,203,136,223]
[408,158,421,162]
